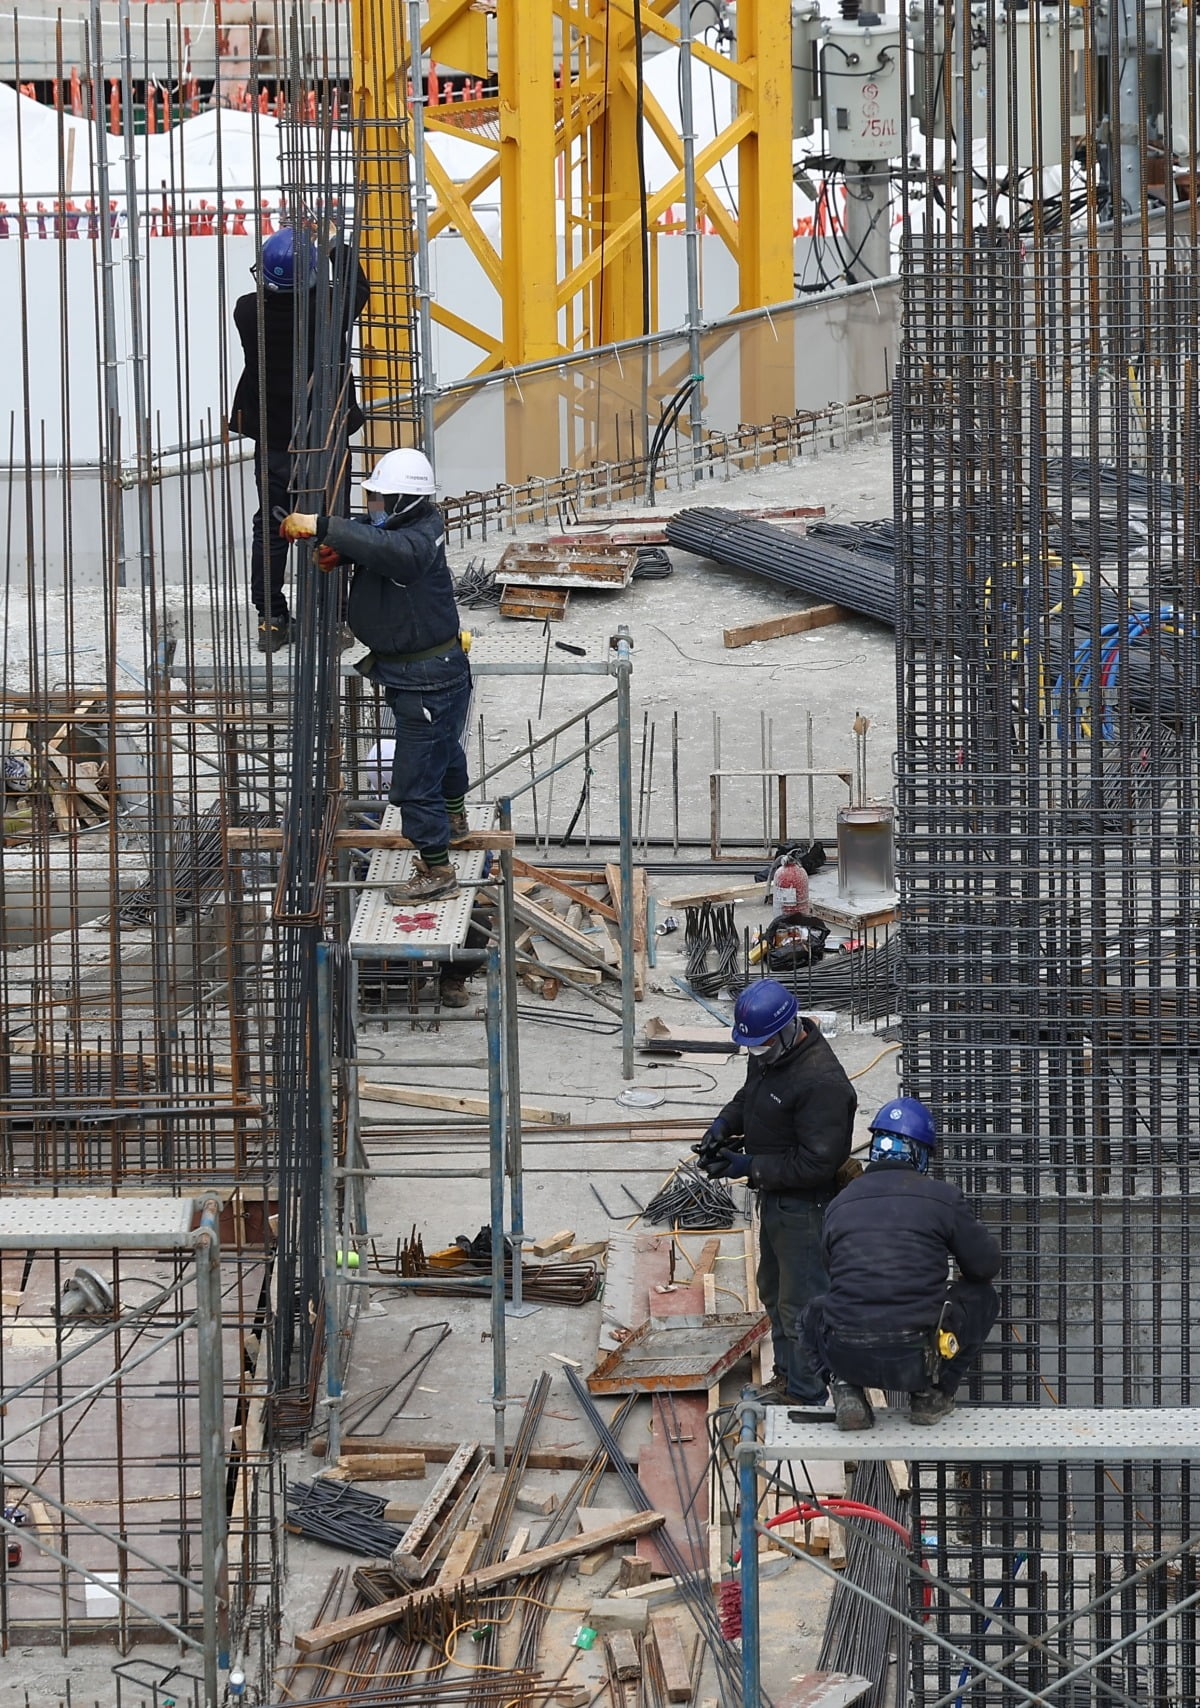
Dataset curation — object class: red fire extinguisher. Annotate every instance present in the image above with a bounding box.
[772,848,809,919]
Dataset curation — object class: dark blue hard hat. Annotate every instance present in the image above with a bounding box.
[258,226,317,293]
[868,1096,937,1150]
[731,979,799,1048]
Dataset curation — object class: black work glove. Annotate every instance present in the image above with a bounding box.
[705,1149,753,1182]
[692,1117,731,1173]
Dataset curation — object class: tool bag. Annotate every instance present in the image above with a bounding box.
[762,911,830,972]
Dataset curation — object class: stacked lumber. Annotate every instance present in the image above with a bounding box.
[3,703,113,835]
[512,857,647,999]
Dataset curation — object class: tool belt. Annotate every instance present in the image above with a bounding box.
[832,1325,942,1382]
[374,634,462,665]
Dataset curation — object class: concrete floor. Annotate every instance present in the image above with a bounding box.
[274,433,902,1701]
[1,431,901,1705]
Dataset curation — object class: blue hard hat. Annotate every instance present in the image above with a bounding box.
[258,227,317,293]
[731,980,799,1048]
[868,1096,937,1150]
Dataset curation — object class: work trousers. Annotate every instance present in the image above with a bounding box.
[249,449,294,621]
[249,446,351,621]
[376,650,472,856]
[802,1278,1000,1398]
[757,1189,836,1403]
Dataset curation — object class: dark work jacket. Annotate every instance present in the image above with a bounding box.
[318,501,461,658]
[229,257,369,449]
[821,1161,1001,1338]
[717,1021,856,1194]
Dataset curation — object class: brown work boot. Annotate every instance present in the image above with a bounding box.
[441,974,471,1008]
[385,860,459,905]
[447,808,470,843]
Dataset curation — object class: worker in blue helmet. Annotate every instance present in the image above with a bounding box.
[695,979,857,1406]
[800,1097,1001,1431]
[229,225,369,652]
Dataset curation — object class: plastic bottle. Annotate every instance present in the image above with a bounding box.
[772,849,809,918]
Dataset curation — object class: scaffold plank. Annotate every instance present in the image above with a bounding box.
[757,1406,1200,1463]
[348,802,496,955]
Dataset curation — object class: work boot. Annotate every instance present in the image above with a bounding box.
[831,1380,875,1432]
[910,1387,956,1426]
[257,614,292,653]
[440,974,471,1008]
[385,859,459,905]
[447,808,470,843]
[747,1372,792,1405]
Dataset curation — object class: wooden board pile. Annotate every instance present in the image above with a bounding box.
[2,703,113,837]
[512,857,648,999]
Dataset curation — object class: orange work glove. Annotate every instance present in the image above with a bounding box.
[279,511,319,541]
[316,544,342,571]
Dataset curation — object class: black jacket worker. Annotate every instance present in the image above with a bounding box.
[280,449,471,909]
[804,1095,1001,1430]
[697,978,856,1404]
[230,226,369,652]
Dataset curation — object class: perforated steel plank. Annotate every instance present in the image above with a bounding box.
[0,1197,195,1247]
[757,1406,1200,1463]
[349,802,496,955]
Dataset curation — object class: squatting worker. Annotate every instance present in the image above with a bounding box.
[801,1097,1001,1431]
[696,980,857,1405]
[280,449,472,908]
[230,225,369,653]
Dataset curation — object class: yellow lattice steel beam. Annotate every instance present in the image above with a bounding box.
[416,0,795,373]
[351,0,420,450]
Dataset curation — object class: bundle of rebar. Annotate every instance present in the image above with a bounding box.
[685,902,740,997]
[732,937,897,1022]
[286,1480,407,1557]
[816,1457,910,1708]
[665,505,898,624]
[118,804,274,923]
[642,1160,737,1229]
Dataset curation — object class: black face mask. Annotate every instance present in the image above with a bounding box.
[746,1016,799,1066]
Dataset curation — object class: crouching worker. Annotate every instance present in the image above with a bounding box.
[801,1097,1000,1431]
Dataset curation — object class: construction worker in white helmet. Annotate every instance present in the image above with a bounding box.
[281,449,472,922]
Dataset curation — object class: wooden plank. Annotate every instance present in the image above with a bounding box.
[513,894,617,976]
[511,857,620,923]
[225,827,514,851]
[505,1525,531,1559]
[607,1629,642,1682]
[530,936,605,984]
[390,1442,480,1576]
[310,1437,606,1472]
[470,1472,507,1537]
[635,1394,709,1576]
[604,864,647,952]
[437,1527,483,1583]
[723,605,850,650]
[531,1229,575,1258]
[296,1512,668,1652]
[563,1240,607,1263]
[650,1614,692,1702]
[664,883,761,910]
[333,1452,425,1480]
[358,1079,569,1126]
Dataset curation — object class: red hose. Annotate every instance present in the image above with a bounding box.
[732,1498,911,1561]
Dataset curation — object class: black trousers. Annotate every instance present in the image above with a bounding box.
[249,445,353,621]
[802,1278,999,1397]
[249,449,294,621]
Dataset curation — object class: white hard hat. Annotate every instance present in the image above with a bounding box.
[364,448,436,496]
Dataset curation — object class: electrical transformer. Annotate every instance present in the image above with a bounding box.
[820,15,906,163]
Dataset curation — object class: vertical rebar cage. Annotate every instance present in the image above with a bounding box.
[896,8,1200,1690]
